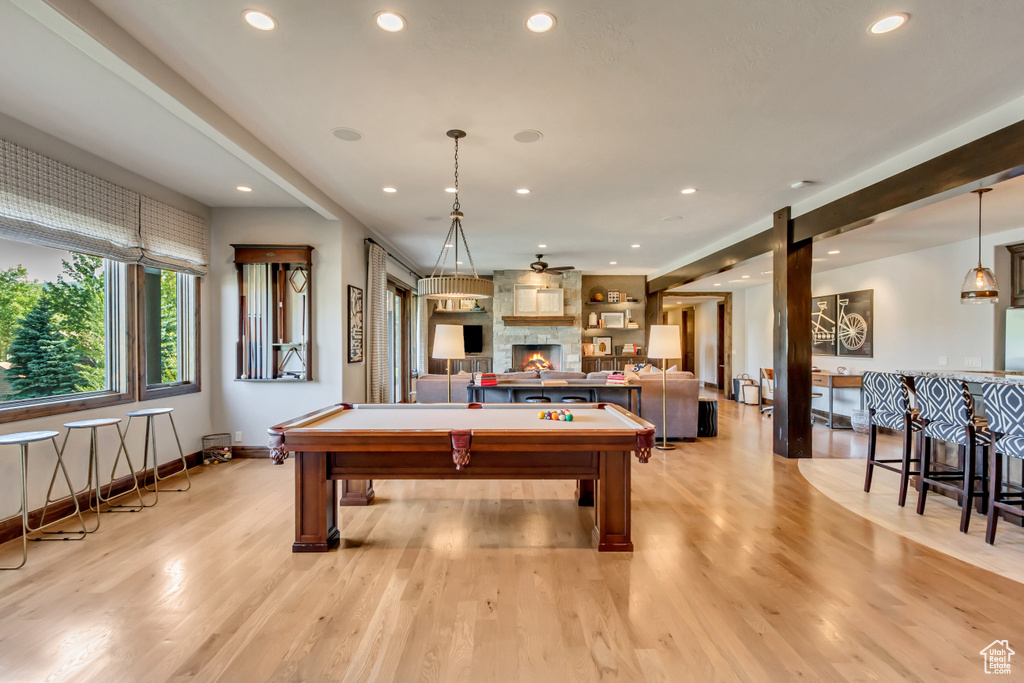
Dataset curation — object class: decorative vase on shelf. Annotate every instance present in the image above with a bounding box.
[588,312,598,327]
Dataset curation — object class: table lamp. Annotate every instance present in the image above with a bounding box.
[647,324,682,450]
[432,324,465,402]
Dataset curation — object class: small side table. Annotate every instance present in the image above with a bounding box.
[698,397,718,437]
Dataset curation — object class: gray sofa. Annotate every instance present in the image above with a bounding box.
[416,369,701,440]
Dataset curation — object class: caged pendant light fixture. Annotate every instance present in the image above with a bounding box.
[417,130,494,301]
[960,188,999,304]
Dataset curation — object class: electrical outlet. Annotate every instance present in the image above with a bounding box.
[938,356,948,366]
[964,357,983,368]
[234,431,242,443]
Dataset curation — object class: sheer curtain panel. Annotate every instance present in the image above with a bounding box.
[366,242,390,403]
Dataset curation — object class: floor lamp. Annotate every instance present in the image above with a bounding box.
[432,324,465,403]
[647,324,682,451]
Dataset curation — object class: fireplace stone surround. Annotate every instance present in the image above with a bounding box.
[492,270,582,372]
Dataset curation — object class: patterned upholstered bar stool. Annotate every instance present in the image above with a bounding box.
[124,407,191,505]
[980,382,1024,544]
[0,431,87,570]
[914,376,990,533]
[48,418,144,533]
[862,372,921,506]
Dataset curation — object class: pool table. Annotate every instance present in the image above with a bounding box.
[268,402,655,552]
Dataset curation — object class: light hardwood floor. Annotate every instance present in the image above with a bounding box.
[1,398,1023,682]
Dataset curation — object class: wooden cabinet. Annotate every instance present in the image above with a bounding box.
[582,355,647,374]
[232,244,312,382]
[428,357,492,375]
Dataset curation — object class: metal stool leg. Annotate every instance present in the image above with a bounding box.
[143,414,192,494]
[36,430,99,534]
[96,423,145,512]
[1,445,30,570]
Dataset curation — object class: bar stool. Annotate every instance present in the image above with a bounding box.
[980,382,1024,544]
[914,376,990,533]
[124,407,191,505]
[1,431,87,570]
[561,397,588,403]
[862,372,921,506]
[525,396,551,403]
[45,418,144,533]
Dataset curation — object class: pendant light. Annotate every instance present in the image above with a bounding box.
[960,188,998,304]
[417,130,494,301]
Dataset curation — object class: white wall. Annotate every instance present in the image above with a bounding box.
[208,207,370,447]
[740,225,1024,417]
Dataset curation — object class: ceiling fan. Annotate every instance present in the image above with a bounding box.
[529,254,576,274]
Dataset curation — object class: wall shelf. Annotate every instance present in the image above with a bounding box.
[501,315,576,327]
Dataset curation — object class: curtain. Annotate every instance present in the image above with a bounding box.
[0,137,208,275]
[366,242,389,403]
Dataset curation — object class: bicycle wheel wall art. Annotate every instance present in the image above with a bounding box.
[810,289,873,358]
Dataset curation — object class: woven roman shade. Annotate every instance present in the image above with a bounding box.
[0,138,208,275]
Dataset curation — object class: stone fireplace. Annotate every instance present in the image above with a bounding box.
[512,344,562,372]
[491,270,583,372]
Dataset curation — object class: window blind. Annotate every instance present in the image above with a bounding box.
[0,137,208,275]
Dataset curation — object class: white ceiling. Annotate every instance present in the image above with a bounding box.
[4,0,1024,275]
[670,172,1024,293]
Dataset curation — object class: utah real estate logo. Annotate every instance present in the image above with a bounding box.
[980,640,1014,675]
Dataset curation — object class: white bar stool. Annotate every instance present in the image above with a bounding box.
[47,417,144,533]
[1,430,87,570]
[124,407,191,505]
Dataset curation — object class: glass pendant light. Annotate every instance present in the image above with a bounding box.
[417,130,494,301]
[960,188,998,304]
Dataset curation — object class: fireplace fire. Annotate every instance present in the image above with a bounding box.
[512,344,562,372]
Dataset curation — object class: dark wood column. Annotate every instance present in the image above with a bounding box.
[772,207,813,458]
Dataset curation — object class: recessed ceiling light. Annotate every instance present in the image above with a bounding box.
[513,130,543,143]
[790,180,812,189]
[827,249,841,255]
[729,279,742,283]
[236,185,253,192]
[445,243,454,248]
[517,188,530,194]
[243,10,276,31]
[445,187,457,193]
[812,258,826,262]
[609,261,617,265]
[761,270,773,275]
[538,244,547,248]
[382,187,397,193]
[869,13,908,34]
[526,12,555,33]
[713,283,722,287]
[331,127,363,142]
[681,187,697,195]
[741,275,750,279]
[375,11,405,32]
[456,261,463,265]
[631,244,641,248]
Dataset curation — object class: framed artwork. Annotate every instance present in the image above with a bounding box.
[459,299,475,310]
[593,336,612,356]
[347,285,364,363]
[513,284,541,315]
[837,289,873,357]
[536,288,564,315]
[601,311,625,328]
[811,295,837,356]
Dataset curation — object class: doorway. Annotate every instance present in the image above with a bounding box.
[717,301,726,389]
[386,280,411,402]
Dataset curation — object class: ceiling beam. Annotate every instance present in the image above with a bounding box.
[647,229,772,294]
[11,0,349,222]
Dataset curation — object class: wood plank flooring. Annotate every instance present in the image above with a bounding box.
[1,398,1023,681]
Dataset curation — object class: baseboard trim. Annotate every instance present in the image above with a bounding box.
[0,450,202,546]
[231,446,270,459]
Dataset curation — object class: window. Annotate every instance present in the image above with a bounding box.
[0,237,133,421]
[139,267,199,399]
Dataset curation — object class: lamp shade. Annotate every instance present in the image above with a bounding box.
[432,324,465,359]
[647,325,682,360]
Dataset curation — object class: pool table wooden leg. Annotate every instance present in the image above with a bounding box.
[293,451,339,552]
[339,479,375,506]
[576,479,595,507]
[595,450,633,552]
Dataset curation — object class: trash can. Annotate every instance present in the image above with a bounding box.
[851,410,871,435]
[741,382,761,405]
